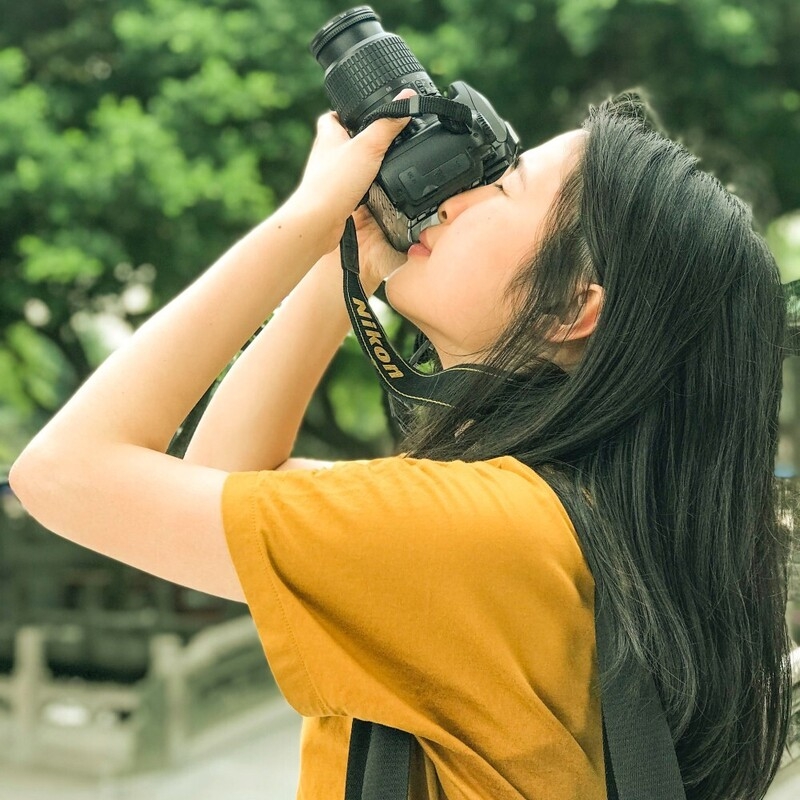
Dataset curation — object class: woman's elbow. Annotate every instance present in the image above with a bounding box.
[8,440,69,521]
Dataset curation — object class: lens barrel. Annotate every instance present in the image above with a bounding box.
[309,6,437,131]
[309,6,382,68]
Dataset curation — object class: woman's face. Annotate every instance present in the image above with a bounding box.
[385,129,586,367]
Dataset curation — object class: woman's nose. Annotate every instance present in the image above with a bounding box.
[436,183,493,223]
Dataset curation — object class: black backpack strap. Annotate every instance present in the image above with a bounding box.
[602,714,620,800]
[552,474,687,799]
[345,719,412,800]
[595,591,687,798]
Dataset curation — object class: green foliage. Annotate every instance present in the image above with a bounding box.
[555,0,621,56]
[0,319,78,465]
[769,213,800,284]
[1,0,799,468]
[5,322,78,411]
[19,234,104,283]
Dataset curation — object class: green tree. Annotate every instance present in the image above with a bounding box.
[1,0,799,471]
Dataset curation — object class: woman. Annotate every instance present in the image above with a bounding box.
[10,91,792,799]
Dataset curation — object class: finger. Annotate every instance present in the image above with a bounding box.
[352,89,415,155]
[353,204,380,230]
[315,111,350,144]
[355,114,410,149]
[393,88,417,102]
[316,110,341,129]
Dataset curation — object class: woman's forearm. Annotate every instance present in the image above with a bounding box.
[14,204,328,462]
[182,250,380,472]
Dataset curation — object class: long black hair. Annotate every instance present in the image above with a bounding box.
[401,93,794,799]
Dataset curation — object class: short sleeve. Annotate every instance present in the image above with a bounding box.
[220,455,595,744]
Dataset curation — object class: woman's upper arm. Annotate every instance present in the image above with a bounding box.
[10,443,245,603]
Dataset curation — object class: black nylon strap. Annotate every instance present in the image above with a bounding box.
[345,719,372,800]
[559,464,687,799]
[357,95,474,134]
[345,720,412,800]
[602,714,619,800]
[595,592,686,798]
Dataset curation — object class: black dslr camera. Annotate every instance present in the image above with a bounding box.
[310,6,521,251]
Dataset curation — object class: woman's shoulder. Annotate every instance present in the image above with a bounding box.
[272,453,574,535]
[277,452,555,490]
[277,452,549,484]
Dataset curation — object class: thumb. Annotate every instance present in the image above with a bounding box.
[352,88,415,156]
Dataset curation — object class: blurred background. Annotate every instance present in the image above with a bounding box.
[0,0,799,797]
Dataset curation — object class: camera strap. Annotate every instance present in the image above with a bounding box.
[356,95,478,136]
[340,216,499,409]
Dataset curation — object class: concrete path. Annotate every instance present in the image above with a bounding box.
[2,695,799,799]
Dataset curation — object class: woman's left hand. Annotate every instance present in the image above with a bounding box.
[287,92,413,254]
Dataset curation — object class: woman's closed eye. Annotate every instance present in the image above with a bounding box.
[494,153,522,194]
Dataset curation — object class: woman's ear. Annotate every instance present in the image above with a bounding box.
[549,283,604,343]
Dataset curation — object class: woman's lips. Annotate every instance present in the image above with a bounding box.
[407,242,431,257]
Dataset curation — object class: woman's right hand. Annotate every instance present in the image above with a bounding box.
[351,204,408,291]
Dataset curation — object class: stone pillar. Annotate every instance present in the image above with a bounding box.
[11,626,49,763]
[148,633,186,764]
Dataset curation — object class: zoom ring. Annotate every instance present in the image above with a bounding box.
[325,35,428,128]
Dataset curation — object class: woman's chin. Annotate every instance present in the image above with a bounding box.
[383,279,421,328]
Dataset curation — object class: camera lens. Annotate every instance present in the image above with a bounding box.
[310,7,383,69]
[309,5,438,131]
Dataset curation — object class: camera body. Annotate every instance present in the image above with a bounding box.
[310,6,520,251]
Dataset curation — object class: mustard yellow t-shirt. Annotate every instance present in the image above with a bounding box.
[221,455,604,800]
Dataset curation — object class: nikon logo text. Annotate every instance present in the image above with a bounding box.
[351,298,404,379]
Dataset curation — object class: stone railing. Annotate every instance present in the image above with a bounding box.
[0,615,277,777]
